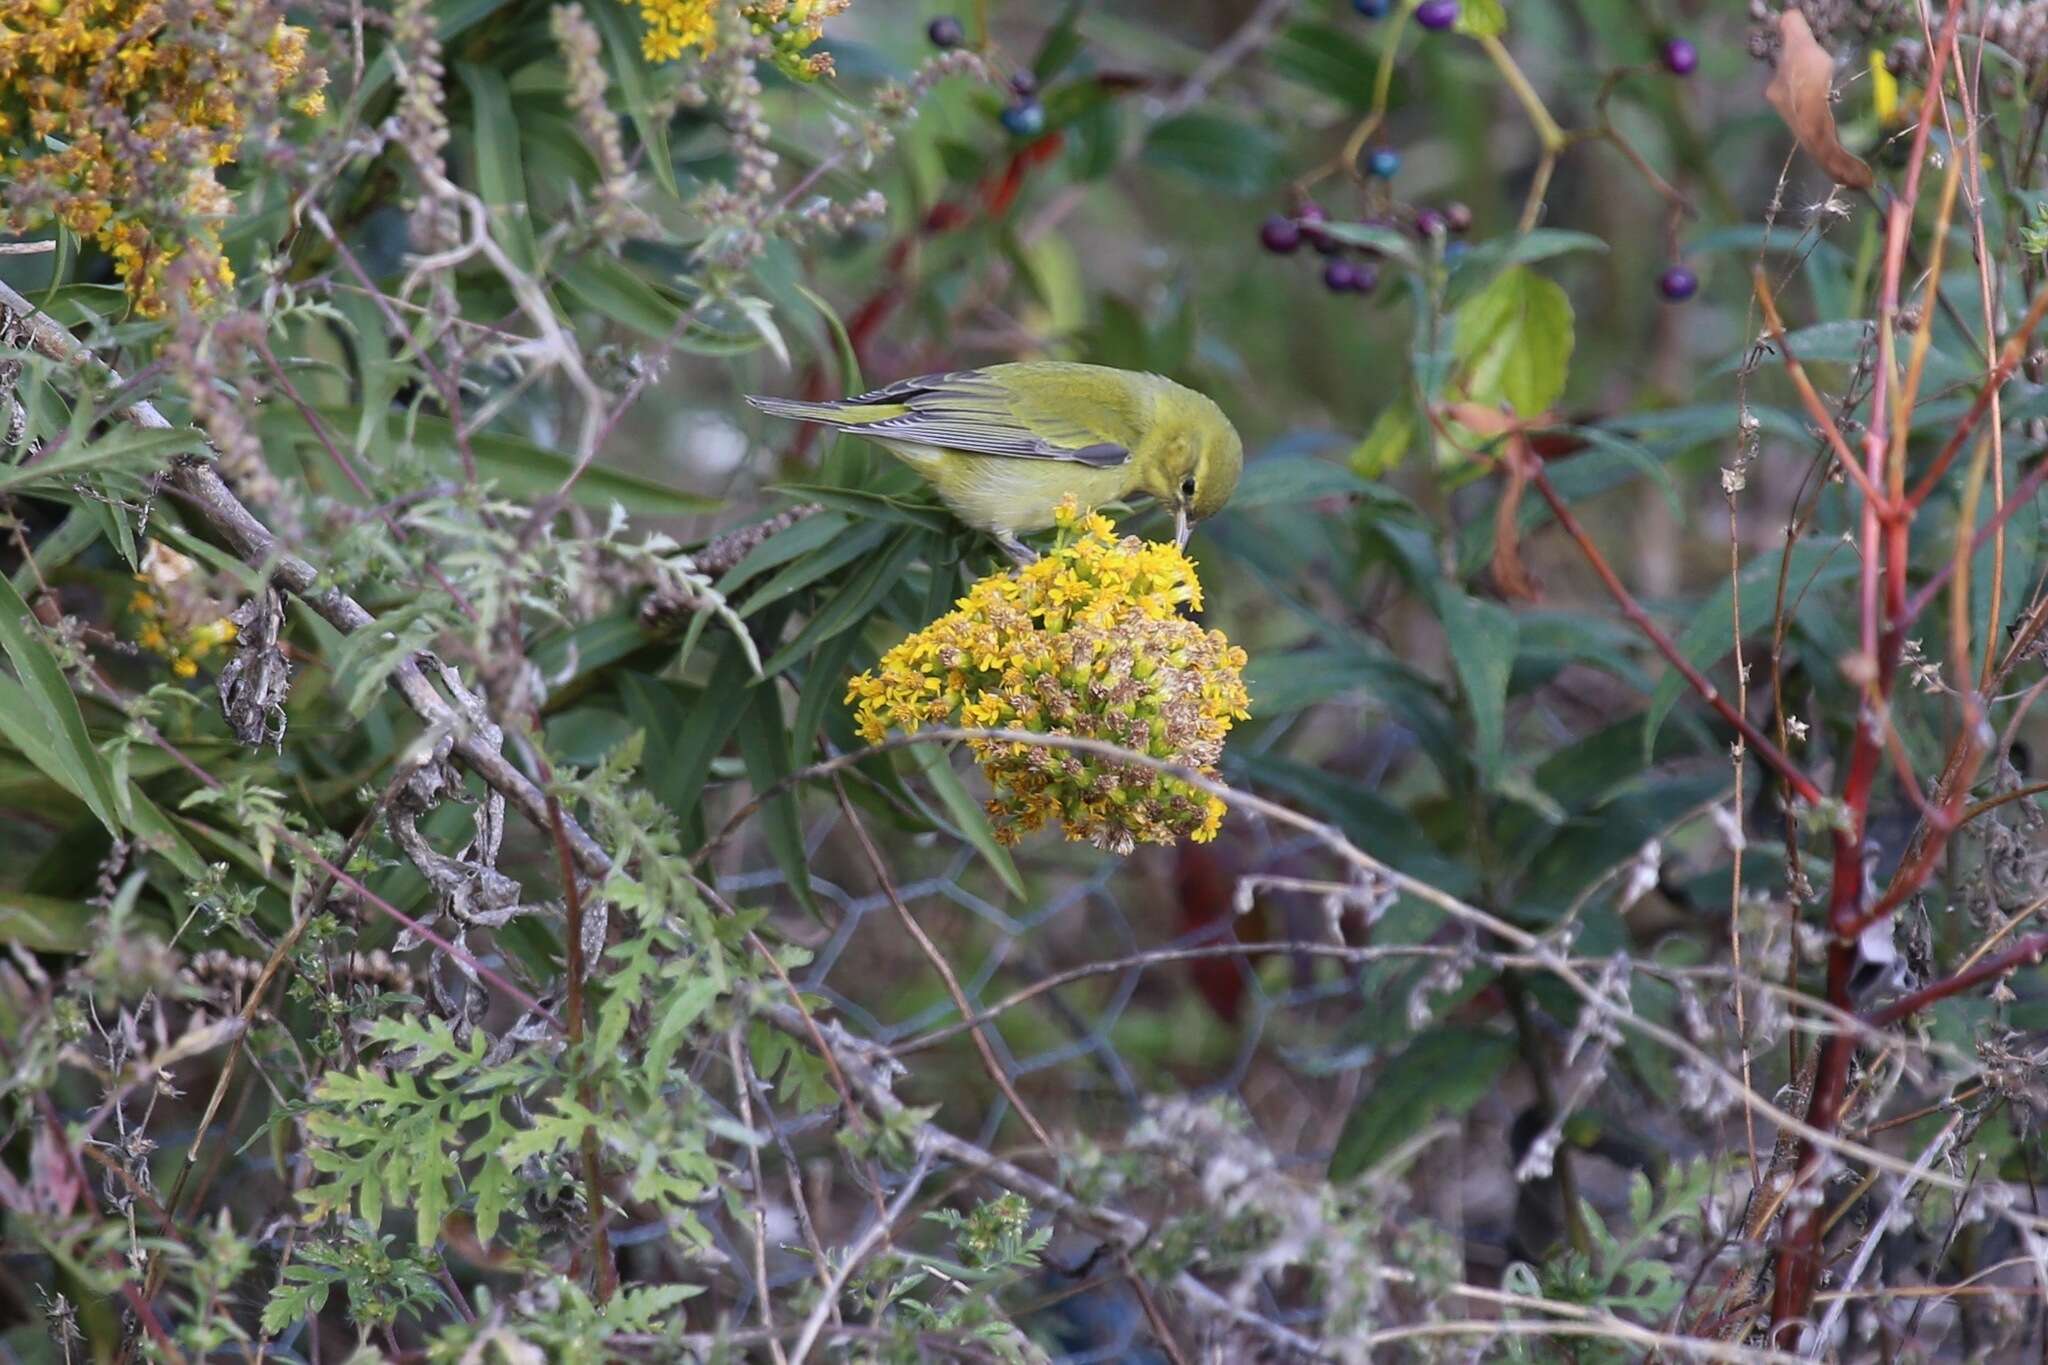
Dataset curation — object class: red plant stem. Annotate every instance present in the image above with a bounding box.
[1770,0,1965,1342]
[1523,460,1827,807]
[1902,276,2048,512]
[1900,445,2048,627]
[546,787,618,1304]
[1864,931,2048,1030]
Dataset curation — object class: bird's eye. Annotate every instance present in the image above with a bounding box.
[1180,475,1197,500]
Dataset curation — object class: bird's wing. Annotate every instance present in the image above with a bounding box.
[837,369,1132,467]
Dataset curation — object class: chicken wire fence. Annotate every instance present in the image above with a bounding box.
[704,799,1369,1359]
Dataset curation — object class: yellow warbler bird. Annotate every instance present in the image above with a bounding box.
[746,362,1242,561]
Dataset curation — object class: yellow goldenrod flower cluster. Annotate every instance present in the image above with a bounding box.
[638,0,846,79]
[128,541,239,679]
[637,0,718,63]
[743,0,849,81]
[847,502,1250,854]
[0,1,326,316]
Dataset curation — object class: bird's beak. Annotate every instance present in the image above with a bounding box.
[1174,502,1192,549]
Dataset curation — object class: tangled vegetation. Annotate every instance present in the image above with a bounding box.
[6,0,2048,1361]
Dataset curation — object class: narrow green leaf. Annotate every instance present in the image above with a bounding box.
[0,892,95,952]
[1432,587,1517,783]
[760,531,926,676]
[910,742,1025,900]
[0,572,118,834]
[734,682,815,916]
[456,63,538,272]
[714,510,851,596]
[1329,1028,1516,1180]
[586,0,680,198]
[1142,110,1283,195]
[1643,538,1856,756]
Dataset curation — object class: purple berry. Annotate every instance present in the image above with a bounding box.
[927,15,964,48]
[1009,70,1039,98]
[1660,37,1699,76]
[1260,215,1303,254]
[1658,264,1700,301]
[1350,262,1380,292]
[1324,260,1363,293]
[1295,201,1328,224]
[1415,0,1460,31]
[1414,207,1448,238]
[1443,201,1473,234]
[1000,100,1045,138]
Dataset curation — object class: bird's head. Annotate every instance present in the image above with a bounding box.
[1146,389,1243,548]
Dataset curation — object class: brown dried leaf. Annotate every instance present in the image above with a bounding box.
[1765,10,1873,190]
[1492,439,1540,603]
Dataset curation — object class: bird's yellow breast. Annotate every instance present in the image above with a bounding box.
[882,441,1142,534]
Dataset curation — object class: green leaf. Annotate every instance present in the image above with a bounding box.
[713,511,851,596]
[1329,1028,1516,1180]
[734,684,815,916]
[760,531,927,676]
[1142,111,1283,195]
[0,892,94,952]
[0,572,118,835]
[0,424,207,495]
[1351,404,1418,478]
[909,742,1025,900]
[1318,221,1423,273]
[1454,0,1508,39]
[1445,230,1606,303]
[1432,587,1517,783]
[587,0,679,198]
[1231,454,1375,508]
[1451,265,1574,415]
[556,255,694,343]
[456,63,538,273]
[370,411,718,515]
[1267,22,1383,110]
[1642,538,1856,757]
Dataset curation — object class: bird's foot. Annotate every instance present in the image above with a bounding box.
[994,532,1039,566]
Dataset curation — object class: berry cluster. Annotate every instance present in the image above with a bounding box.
[1259,187,1474,294]
[928,16,1048,138]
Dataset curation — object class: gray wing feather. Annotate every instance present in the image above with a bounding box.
[841,370,1131,467]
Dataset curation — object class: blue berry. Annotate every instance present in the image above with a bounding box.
[1415,0,1460,30]
[1353,0,1391,16]
[1444,240,1471,265]
[1260,215,1303,254]
[1661,37,1699,76]
[1366,147,1401,179]
[1000,100,1046,138]
[1659,265,1700,301]
[927,15,964,48]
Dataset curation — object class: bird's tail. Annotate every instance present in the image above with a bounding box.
[745,393,864,427]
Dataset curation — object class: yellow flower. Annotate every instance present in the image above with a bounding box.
[845,505,1250,854]
[0,4,324,315]
[637,0,718,62]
